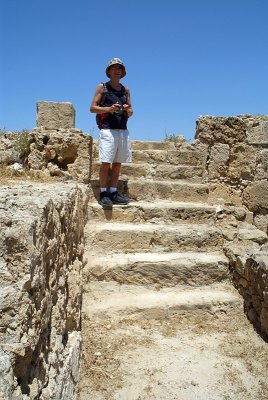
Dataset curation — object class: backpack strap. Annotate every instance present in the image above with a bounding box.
[96,83,109,129]
[121,83,129,95]
[121,84,129,104]
[99,82,108,106]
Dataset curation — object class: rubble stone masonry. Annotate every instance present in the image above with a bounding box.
[196,114,268,338]
[195,114,268,233]
[0,183,89,399]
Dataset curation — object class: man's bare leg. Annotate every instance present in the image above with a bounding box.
[110,162,129,204]
[99,162,111,189]
[99,162,113,205]
[110,162,121,188]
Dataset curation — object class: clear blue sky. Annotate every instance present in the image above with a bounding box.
[1,0,267,142]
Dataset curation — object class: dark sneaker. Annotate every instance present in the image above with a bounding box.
[99,191,113,206]
[110,191,129,205]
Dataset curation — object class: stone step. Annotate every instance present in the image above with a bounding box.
[131,140,176,150]
[132,140,178,150]
[131,148,206,165]
[87,200,247,224]
[85,222,223,253]
[83,281,241,320]
[92,148,206,166]
[78,284,266,400]
[92,139,176,156]
[83,251,229,287]
[89,179,209,202]
[91,162,203,181]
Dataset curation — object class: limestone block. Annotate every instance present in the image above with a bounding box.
[0,350,16,400]
[153,164,203,181]
[28,129,92,183]
[144,150,167,163]
[47,162,70,177]
[86,223,223,253]
[36,101,75,129]
[243,181,268,211]
[131,140,176,150]
[254,211,268,235]
[195,116,247,145]
[92,139,99,159]
[131,150,159,164]
[208,183,242,206]
[167,144,208,166]
[226,243,257,269]
[125,180,209,202]
[228,144,257,180]
[255,149,268,181]
[0,134,20,165]
[246,119,268,145]
[28,147,46,170]
[208,143,230,179]
[237,223,267,244]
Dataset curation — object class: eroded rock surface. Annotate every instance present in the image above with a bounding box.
[0,183,89,400]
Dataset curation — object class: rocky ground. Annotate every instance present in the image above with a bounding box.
[78,291,268,400]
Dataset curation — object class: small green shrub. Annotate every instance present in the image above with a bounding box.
[164,129,185,143]
[164,132,178,142]
[15,129,31,164]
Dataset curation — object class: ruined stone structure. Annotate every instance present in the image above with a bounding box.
[0,102,267,399]
[196,115,268,233]
[28,128,92,183]
[195,115,268,336]
[0,184,89,399]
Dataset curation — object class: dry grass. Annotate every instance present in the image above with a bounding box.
[0,165,58,186]
[78,318,155,399]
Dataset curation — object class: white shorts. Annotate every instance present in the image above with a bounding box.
[99,129,132,163]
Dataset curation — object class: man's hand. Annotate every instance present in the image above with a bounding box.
[123,104,133,117]
[109,103,121,113]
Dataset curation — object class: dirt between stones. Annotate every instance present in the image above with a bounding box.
[77,310,268,400]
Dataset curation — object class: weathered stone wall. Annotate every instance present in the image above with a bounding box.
[0,129,92,183]
[0,183,89,399]
[241,253,268,337]
[195,114,268,338]
[0,133,20,165]
[28,128,92,183]
[0,102,92,183]
[225,242,268,339]
[195,114,268,233]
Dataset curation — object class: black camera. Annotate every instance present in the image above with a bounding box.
[115,107,125,116]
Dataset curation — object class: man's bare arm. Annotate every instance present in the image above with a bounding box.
[90,84,121,114]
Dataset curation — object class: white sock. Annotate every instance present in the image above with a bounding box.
[100,187,107,193]
[110,187,117,193]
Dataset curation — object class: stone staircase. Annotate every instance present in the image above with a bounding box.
[78,140,268,400]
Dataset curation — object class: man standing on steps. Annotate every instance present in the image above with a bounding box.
[90,58,133,206]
